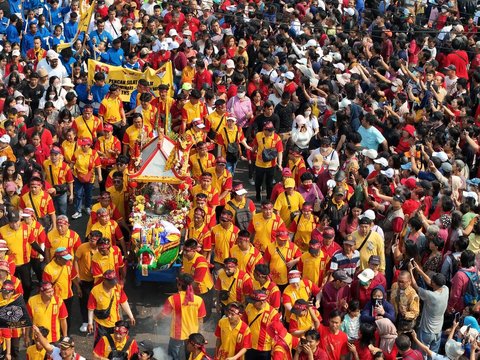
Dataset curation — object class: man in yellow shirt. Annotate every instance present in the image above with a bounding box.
[135,92,158,133]
[274,177,305,227]
[206,98,227,141]
[155,273,206,360]
[0,210,44,299]
[215,258,253,312]
[106,171,129,219]
[230,230,263,278]
[352,217,386,273]
[252,121,283,201]
[297,239,330,288]
[87,270,135,346]
[122,113,152,157]
[98,84,126,135]
[207,156,233,211]
[45,215,82,263]
[190,172,220,208]
[90,208,126,255]
[247,200,284,253]
[74,230,100,333]
[72,104,103,142]
[189,142,216,181]
[211,210,239,266]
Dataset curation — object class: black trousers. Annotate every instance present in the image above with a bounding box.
[246,349,271,360]
[255,166,275,200]
[15,263,32,300]
[64,297,74,332]
[79,280,94,323]
[199,288,214,322]
[30,258,44,285]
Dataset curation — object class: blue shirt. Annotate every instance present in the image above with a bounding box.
[6,24,20,44]
[24,0,45,10]
[75,83,90,108]
[37,26,51,49]
[9,0,21,15]
[45,5,70,28]
[0,17,9,35]
[358,125,386,151]
[89,30,113,48]
[106,47,124,66]
[90,84,110,115]
[60,55,76,76]
[124,62,140,70]
[64,21,77,42]
[48,35,66,50]
[21,31,37,56]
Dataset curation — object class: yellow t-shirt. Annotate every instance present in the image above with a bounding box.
[249,213,283,253]
[254,132,282,168]
[0,223,31,265]
[352,230,385,272]
[61,140,77,164]
[212,223,238,264]
[73,115,102,141]
[46,228,81,260]
[89,284,125,328]
[75,243,97,282]
[72,148,100,183]
[99,96,123,125]
[274,191,305,227]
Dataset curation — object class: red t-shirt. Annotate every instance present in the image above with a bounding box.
[317,325,349,360]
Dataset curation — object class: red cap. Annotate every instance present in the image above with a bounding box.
[282,168,292,176]
[400,177,417,190]
[276,229,290,240]
[403,124,415,137]
[323,227,335,238]
[78,137,92,146]
[104,123,114,132]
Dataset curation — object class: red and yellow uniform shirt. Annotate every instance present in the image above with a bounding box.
[75,243,97,282]
[264,242,302,286]
[186,205,216,229]
[46,229,81,260]
[19,190,55,218]
[61,140,77,164]
[230,245,263,278]
[289,308,322,336]
[287,157,307,185]
[298,251,330,288]
[0,223,35,265]
[91,246,124,284]
[161,291,206,340]
[253,279,281,310]
[106,185,129,219]
[94,135,122,168]
[206,167,233,207]
[42,160,74,188]
[181,252,214,295]
[189,153,216,181]
[27,294,67,342]
[88,283,127,328]
[253,132,283,168]
[274,191,305,227]
[86,202,123,234]
[71,148,101,184]
[26,344,47,360]
[211,223,239,264]
[181,100,207,126]
[242,303,280,351]
[184,222,212,253]
[215,317,252,360]
[90,220,124,248]
[122,125,152,155]
[72,115,103,141]
[282,280,320,322]
[94,336,138,359]
[98,96,124,125]
[215,268,253,305]
[289,215,318,252]
[43,261,77,300]
[191,184,220,209]
[247,213,284,253]
[26,220,46,260]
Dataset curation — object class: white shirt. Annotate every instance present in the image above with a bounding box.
[104,18,122,38]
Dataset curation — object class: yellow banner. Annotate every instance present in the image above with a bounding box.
[87,59,174,101]
[57,0,96,52]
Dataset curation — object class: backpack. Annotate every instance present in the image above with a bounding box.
[227,199,253,231]
[106,334,133,360]
[462,270,480,306]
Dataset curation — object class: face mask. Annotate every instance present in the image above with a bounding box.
[304,110,312,117]
[304,184,312,190]
[49,94,55,99]
[17,100,23,105]
[360,280,369,286]
[237,92,246,99]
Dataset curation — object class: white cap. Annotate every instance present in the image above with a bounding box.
[295,115,307,126]
[0,134,10,144]
[168,29,178,37]
[344,7,355,16]
[305,39,317,48]
[235,188,247,195]
[432,151,448,162]
[339,98,351,109]
[360,209,376,221]
[333,63,345,71]
[12,50,20,57]
[336,73,351,86]
[284,71,295,80]
[463,191,479,205]
[225,59,235,69]
[374,157,388,167]
[169,41,179,50]
[361,149,378,160]
[322,54,333,63]
[47,49,59,59]
[358,268,375,283]
[445,339,465,360]
[327,179,337,188]
[159,42,169,51]
[183,29,192,36]
[381,168,394,178]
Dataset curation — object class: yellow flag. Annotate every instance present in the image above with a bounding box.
[57,0,96,52]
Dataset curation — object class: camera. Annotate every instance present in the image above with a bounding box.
[375,299,382,307]
[300,338,307,345]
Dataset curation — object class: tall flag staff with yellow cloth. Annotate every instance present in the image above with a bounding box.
[57,0,96,52]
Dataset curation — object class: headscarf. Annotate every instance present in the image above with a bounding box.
[375,318,397,354]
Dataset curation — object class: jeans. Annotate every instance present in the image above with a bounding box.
[255,165,275,200]
[79,280,94,323]
[53,192,68,216]
[226,160,237,175]
[168,338,186,360]
[418,329,441,355]
[74,178,93,212]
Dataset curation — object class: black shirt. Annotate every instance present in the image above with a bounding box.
[253,113,280,134]
[274,101,296,133]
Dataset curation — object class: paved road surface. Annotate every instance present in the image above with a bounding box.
[20,160,267,359]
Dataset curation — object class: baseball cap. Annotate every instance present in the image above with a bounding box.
[50,146,62,154]
[374,157,388,167]
[55,247,73,261]
[0,240,8,251]
[368,255,381,265]
[282,168,292,177]
[59,336,75,349]
[361,149,378,160]
[250,290,268,301]
[284,71,294,80]
[284,178,295,189]
[0,134,10,144]
[358,268,375,283]
[225,59,235,69]
[288,270,302,283]
[103,269,117,282]
[359,210,376,221]
[343,235,355,246]
[333,270,352,284]
[12,50,20,57]
[263,121,275,131]
[400,177,417,190]
[232,182,247,196]
[192,118,205,128]
[7,210,20,223]
[78,137,92,146]
[276,229,290,240]
[323,227,335,239]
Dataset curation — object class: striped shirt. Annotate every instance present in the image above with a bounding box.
[329,250,360,278]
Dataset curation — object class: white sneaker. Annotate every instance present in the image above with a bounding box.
[249,178,255,186]
[86,208,91,215]
[79,323,88,332]
[72,212,82,219]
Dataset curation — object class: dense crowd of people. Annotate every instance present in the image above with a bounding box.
[0,0,480,359]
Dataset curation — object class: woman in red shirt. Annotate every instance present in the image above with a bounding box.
[224,35,237,59]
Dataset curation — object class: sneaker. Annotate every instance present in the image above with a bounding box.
[86,207,91,215]
[72,212,82,219]
[249,178,255,186]
[79,323,88,333]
